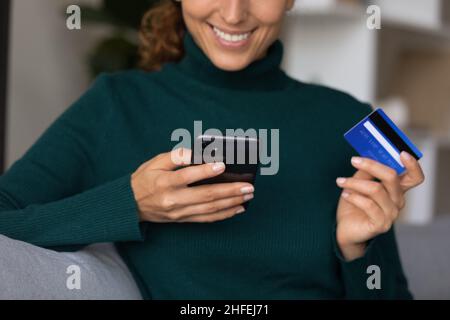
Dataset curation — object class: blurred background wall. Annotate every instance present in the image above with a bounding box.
[0,0,10,173]
[281,0,450,227]
[1,0,450,299]
[6,0,101,167]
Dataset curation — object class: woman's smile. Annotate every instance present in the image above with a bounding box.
[208,22,256,49]
[181,0,295,71]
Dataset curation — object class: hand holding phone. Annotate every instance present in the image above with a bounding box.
[131,149,255,223]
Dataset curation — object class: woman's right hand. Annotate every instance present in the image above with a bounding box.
[130,148,255,223]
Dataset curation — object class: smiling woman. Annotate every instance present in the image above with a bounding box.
[0,0,424,300]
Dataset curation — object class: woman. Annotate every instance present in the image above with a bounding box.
[0,0,424,299]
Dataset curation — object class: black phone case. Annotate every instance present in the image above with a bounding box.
[188,135,259,208]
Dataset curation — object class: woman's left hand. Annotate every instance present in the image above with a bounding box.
[335,152,425,261]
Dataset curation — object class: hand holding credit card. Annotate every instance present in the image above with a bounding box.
[344,108,423,175]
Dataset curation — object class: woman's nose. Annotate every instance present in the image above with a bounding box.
[219,0,249,25]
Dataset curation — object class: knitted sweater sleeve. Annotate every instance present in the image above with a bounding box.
[0,74,144,247]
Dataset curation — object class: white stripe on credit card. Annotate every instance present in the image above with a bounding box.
[363,120,404,168]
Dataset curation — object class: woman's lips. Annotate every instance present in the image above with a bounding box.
[209,24,255,49]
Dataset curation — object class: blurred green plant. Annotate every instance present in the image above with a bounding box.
[79,0,159,77]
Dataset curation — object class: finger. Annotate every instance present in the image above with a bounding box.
[352,169,373,180]
[337,178,400,220]
[178,206,246,223]
[399,151,425,191]
[166,162,226,187]
[172,182,255,207]
[341,192,392,235]
[170,148,193,167]
[166,194,254,221]
[350,157,404,208]
[147,148,192,171]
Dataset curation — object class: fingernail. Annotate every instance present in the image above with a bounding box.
[401,151,411,160]
[244,194,254,201]
[342,192,350,198]
[211,162,225,172]
[351,157,363,165]
[336,177,347,185]
[241,186,255,194]
[236,207,246,214]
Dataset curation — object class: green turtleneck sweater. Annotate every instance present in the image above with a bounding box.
[0,32,412,300]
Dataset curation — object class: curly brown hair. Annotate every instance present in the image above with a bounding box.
[138,0,186,72]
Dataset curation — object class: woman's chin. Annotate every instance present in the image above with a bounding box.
[209,54,253,72]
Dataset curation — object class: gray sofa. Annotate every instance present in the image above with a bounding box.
[1,216,448,300]
[396,215,450,299]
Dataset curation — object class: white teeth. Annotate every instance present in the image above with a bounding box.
[213,26,251,42]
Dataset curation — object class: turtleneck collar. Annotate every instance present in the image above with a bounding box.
[171,31,292,91]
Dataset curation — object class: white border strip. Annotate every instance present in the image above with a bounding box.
[363,121,404,168]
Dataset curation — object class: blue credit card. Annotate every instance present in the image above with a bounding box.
[344,108,423,175]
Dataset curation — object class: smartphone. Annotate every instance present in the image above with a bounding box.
[188,135,259,193]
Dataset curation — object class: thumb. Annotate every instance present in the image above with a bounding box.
[148,148,192,171]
